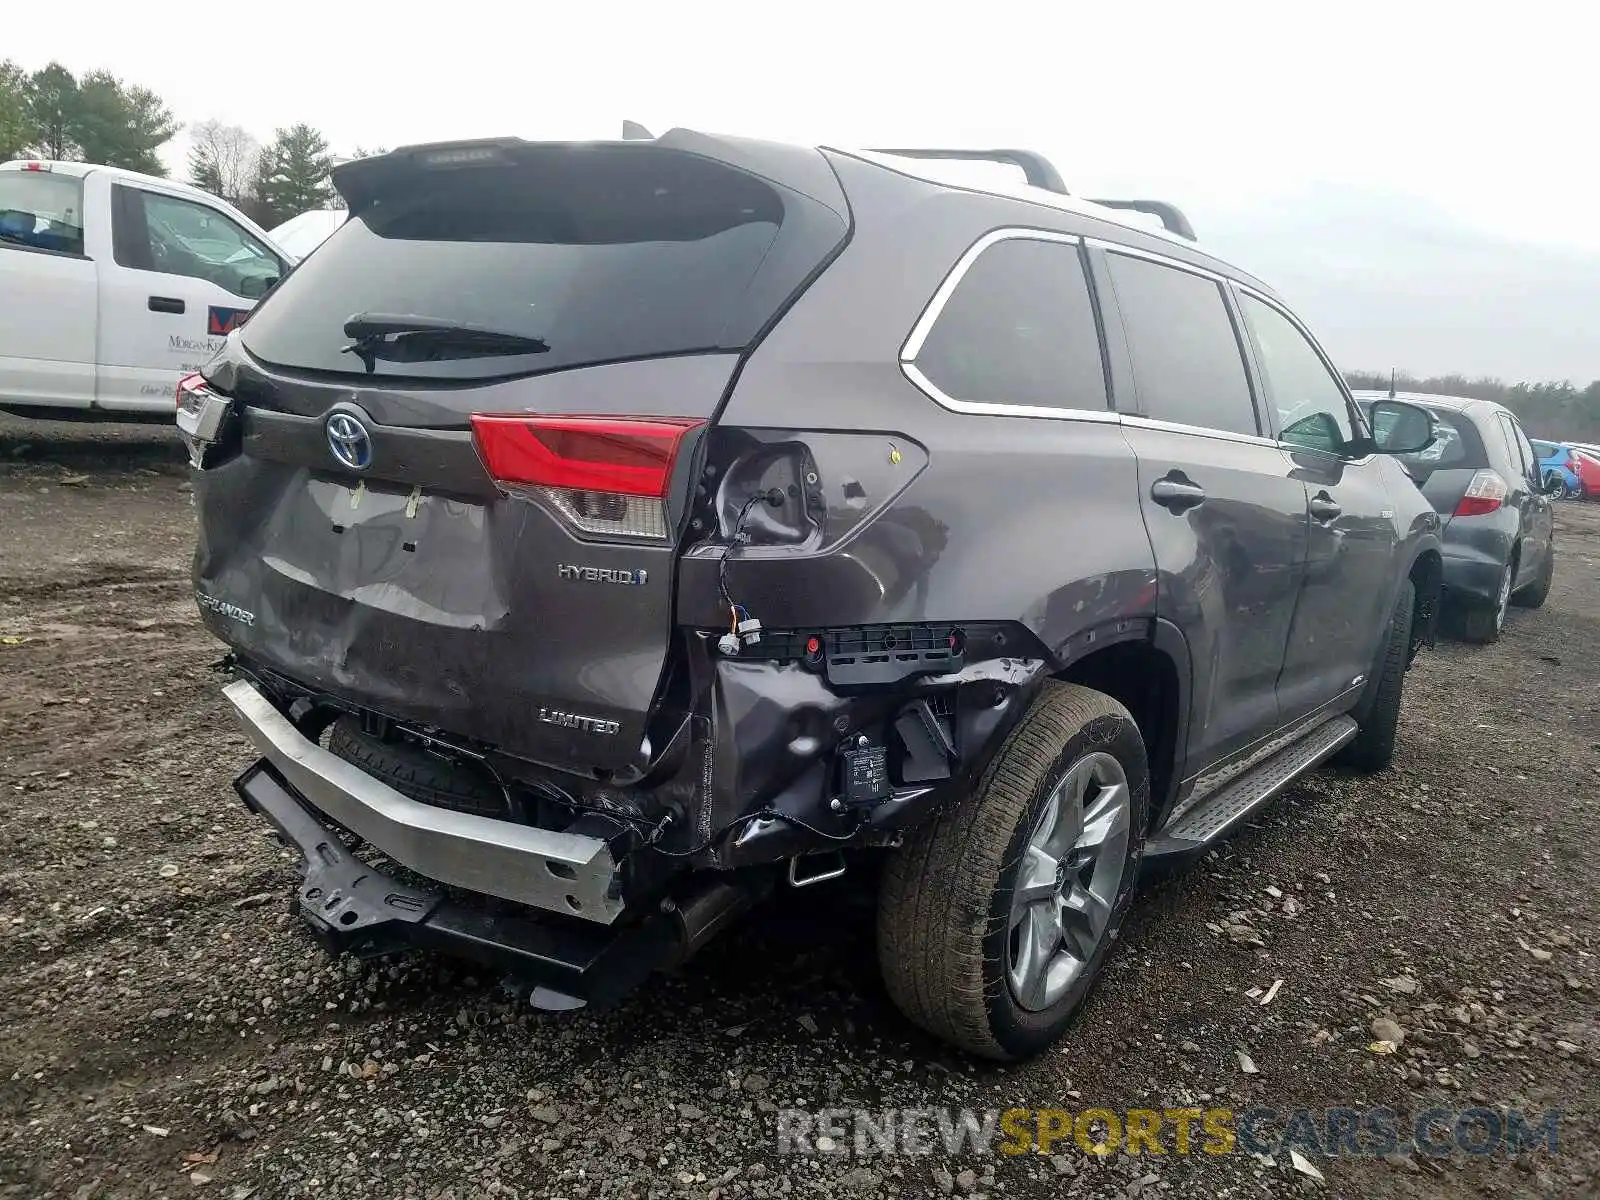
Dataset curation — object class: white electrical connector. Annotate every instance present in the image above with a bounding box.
[717,633,743,657]
[736,617,763,646]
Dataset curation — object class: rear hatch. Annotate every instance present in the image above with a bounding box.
[1369,403,1486,528]
[193,135,848,775]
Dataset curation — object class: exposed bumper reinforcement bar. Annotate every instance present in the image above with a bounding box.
[235,760,676,1008]
[222,679,625,923]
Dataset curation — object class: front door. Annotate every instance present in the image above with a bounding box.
[1094,247,1310,772]
[1501,414,1554,588]
[96,182,285,412]
[1235,290,1400,721]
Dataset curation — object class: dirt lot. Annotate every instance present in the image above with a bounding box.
[1,415,1596,1200]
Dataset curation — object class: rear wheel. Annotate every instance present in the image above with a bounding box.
[877,682,1148,1061]
[1512,544,1554,609]
[1456,561,1512,644]
[1334,579,1414,773]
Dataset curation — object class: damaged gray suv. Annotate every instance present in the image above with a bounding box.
[178,129,1445,1060]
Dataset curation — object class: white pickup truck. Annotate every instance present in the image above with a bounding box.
[0,159,291,420]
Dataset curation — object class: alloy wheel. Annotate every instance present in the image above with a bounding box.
[1007,751,1133,1012]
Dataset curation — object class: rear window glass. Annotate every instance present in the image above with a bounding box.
[1374,405,1478,469]
[0,170,85,255]
[241,148,798,380]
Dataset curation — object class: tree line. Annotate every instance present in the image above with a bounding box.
[1345,372,1600,444]
[0,60,377,229]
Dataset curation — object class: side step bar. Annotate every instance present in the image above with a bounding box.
[1145,716,1358,859]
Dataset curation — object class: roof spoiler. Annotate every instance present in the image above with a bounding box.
[866,146,1197,241]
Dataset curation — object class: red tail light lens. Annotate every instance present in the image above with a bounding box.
[175,371,210,414]
[471,414,705,540]
[1454,469,1507,517]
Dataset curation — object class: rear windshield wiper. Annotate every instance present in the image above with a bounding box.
[340,312,550,371]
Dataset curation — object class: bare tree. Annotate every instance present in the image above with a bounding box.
[187,119,260,203]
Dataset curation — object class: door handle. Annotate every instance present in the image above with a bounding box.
[148,296,185,314]
[1150,477,1206,514]
[1309,493,1342,522]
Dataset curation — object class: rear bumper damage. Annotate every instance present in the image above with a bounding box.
[234,761,675,1008]
[223,679,625,922]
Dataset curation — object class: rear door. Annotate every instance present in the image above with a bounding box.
[194,140,849,774]
[1236,291,1399,720]
[1501,414,1553,588]
[97,182,286,412]
[1093,246,1309,771]
[0,165,97,409]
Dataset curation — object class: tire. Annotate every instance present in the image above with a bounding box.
[326,717,508,817]
[876,682,1149,1061]
[1512,544,1554,610]
[1333,579,1414,773]
[1455,560,1512,645]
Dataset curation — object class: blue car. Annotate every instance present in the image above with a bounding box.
[1530,439,1582,498]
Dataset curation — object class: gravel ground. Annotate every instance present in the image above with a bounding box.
[1,414,1595,1200]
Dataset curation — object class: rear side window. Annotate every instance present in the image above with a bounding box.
[1508,419,1541,481]
[910,237,1107,411]
[242,146,842,381]
[0,170,85,255]
[1105,253,1259,437]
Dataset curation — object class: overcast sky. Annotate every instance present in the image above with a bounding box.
[18,1,1599,381]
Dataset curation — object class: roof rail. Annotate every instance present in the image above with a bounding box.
[1083,198,1196,242]
[866,147,1068,195]
[866,146,1197,241]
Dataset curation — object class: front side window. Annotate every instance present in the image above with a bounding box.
[912,237,1107,411]
[113,186,284,298]
[1105,252,1258,436]
[1239,294,1355,454]
[0,169,85,255]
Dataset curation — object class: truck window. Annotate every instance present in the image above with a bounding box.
[0,170,86,256]
[111,185,284,299]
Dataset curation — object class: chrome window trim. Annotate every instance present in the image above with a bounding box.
[900,362,1120,423]
[900,227,1119,423]
[1084,236,1232,285]
[1119,413,1282,450]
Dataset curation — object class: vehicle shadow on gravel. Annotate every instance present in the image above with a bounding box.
[0,415,185,474]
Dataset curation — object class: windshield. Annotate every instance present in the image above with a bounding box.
[241,148,791,381]
[0,170,85,254]
[269,209,346,260]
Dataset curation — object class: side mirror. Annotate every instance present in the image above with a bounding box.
[1368,400,1436,456]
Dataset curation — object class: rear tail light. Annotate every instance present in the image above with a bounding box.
[176,371,210,414]
[470,414,704,540]
[1454,469,1507,517]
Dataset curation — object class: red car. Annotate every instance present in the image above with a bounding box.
[1571,447,1600,498]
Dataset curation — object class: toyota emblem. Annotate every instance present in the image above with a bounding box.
[326,411,373,471]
